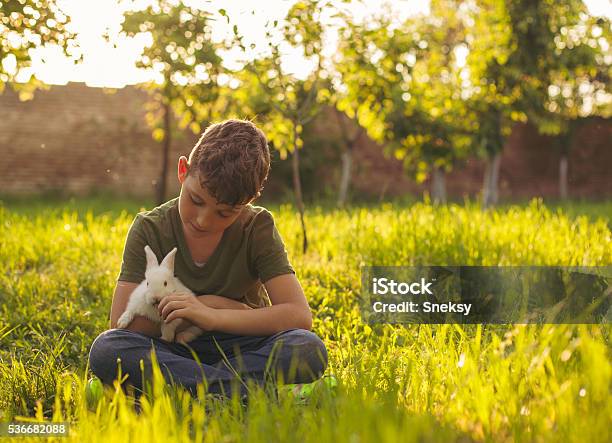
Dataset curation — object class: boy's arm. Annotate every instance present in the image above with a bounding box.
[109,281,161,336]
[196,295,252,310]
[196,273,312,335]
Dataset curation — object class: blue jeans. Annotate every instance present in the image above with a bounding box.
[88,328,328,398]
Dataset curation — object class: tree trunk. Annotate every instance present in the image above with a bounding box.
[292,126,308,254]
[337,147,353,207]
[559,154,568,200]
[379,178,391,202]
[334,109,359,208]
[431,166,447,204]
[482,151,501,208]
[156,101,172,205]
[489,152,500,204]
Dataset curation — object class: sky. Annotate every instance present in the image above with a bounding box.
[20,0,428,87]
[12,0,612,88]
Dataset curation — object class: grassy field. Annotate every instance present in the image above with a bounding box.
[0,197,610,442]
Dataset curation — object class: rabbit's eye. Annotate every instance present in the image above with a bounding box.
[146,282,149,286]
[164,281,167,287]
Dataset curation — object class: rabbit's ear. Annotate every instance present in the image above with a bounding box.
[144,245,159,270]
[160,247,178,271]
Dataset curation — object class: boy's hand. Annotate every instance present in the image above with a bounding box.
[173,318,196,334]
[158,292,217,331]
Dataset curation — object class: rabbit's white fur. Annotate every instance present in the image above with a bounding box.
[117,245,203,344]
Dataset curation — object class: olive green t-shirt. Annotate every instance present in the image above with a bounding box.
[117,197,295,308]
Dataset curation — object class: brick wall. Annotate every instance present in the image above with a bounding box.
[0,82,197,198]
[0,82,610,200]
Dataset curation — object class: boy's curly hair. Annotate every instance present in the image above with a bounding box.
[187,119,271,206]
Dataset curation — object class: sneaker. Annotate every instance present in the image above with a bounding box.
[279,374,338,405]
[85,376,104,408]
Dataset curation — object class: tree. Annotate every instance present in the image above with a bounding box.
[392,0,474,203]
[465,0,610,206]
[518,3,611,199]
[233,0,329,253]
[334,14,418,196]
[0,0,75,97]
[336,1,474,204]
[120,0,223,204]
[466,0,523,208]
[465,0,523,208]
[333,12,390,204]
[331,106,363,207]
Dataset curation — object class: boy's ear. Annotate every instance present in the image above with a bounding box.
[144,245,159,270]
[178,156,189,184]
[160,247,178,271]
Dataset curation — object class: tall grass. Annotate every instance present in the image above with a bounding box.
[0,198,610,442]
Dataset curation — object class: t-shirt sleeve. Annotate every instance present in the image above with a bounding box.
[117,215,148,283]
[249,210,295,283]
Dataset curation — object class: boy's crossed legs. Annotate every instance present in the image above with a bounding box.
[88,328,328,399]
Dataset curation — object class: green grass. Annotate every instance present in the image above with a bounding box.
[0,197,610,442]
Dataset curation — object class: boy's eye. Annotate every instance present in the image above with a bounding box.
[190,194,230,218]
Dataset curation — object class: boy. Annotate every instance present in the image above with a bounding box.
[88,119,328,400]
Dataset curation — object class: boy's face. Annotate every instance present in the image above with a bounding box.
[177,156,249,239]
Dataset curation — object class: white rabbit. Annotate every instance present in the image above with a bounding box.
[117,245,203,344]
